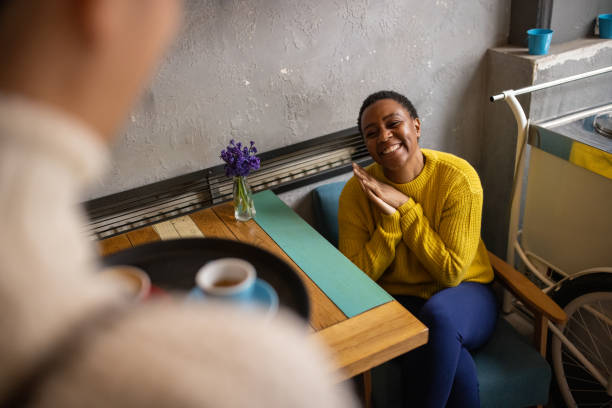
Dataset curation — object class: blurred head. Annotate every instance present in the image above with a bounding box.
[0,0,182,141]
[358,91,421,175]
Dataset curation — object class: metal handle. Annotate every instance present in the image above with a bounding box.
[490,65,612,102]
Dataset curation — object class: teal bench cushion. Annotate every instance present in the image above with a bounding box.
[311,182,552,408]
[312,181,345,248]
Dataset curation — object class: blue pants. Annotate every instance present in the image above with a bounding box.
[395,282,498,408]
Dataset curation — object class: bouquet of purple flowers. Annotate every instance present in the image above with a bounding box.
[220,140,261,177]
[220,140,260,221]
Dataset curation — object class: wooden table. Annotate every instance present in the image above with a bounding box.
[98,201,428,383]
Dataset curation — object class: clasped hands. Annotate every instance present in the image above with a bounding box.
[352,162,410,215]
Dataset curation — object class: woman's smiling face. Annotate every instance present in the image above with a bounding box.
[360,99,421,174]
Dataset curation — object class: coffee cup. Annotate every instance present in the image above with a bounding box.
[100,265,151,301]
[195,258,256,301]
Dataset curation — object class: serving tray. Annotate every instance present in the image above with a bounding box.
[103,238,310,321]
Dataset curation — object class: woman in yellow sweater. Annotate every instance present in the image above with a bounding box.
[339,90,497,408]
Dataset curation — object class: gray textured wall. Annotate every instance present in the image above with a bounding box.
[85,0,510,199]
[551,0,612,44]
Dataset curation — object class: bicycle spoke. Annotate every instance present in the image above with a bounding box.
[564,325,605,372]
[581,301,612,352]
[569,308,606,355]
[576,307,607,373]
[562,348,586,367]
[603,300,612,339]
[567,387,609,392]
[550,282,612,408]
[582,300,612,377]
[562,350,589,372]
[565,313,609,371]
[561,327,609,406]
[565,374,602,385]
[592,300,612,339]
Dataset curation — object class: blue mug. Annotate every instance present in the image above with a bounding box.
[527,28,553,55]
[599,14,612,39]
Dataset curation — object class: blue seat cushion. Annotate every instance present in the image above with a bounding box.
[312,181,346,248]
[474,318,551,408]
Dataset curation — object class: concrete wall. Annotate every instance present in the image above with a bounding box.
[530,40,612,119]
[551,0,612,44]
[84,0,511,200]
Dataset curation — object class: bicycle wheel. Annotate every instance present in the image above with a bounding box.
[550,273,612,408]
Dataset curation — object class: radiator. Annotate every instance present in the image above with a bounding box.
[85,127,371,240]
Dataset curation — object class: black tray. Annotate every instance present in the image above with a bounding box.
[103,238,310,321]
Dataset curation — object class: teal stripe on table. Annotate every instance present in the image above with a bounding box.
[253,190,392,318]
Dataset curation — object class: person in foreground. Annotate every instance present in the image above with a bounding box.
[339,90,498,408]
[0,1,356,407]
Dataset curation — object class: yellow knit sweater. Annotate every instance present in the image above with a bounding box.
[339,149,493,299]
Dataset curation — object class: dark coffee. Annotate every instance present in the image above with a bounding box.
[213,278,242,287]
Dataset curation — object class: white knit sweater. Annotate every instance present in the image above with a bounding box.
[0,96,356,407]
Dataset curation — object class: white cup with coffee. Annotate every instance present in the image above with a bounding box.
[195,258,256,301]
[100,265,151,301]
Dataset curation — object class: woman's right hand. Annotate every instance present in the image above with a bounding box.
[353,163,398,215]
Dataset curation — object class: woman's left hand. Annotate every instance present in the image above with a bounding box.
[352,163,410,213]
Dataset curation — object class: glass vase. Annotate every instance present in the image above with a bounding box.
[233,176,256,221]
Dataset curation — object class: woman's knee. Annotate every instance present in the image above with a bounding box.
[418,286,466,328]
[418,283,498,345]
[418,299,459,339]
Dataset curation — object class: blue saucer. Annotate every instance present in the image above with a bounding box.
[187,279,279,317]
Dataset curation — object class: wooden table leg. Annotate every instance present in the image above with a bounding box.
[350,370,372,408]
[361,370,372,408]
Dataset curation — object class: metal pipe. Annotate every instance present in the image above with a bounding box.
[537,103,612,128]
[490,65,612,102]
[504,94,528,267]
[506,94,528,175]
[514,239,556,288]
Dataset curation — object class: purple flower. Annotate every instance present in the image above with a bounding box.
[220,139,261,177]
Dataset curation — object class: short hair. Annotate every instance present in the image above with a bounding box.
[357,90,418,134]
